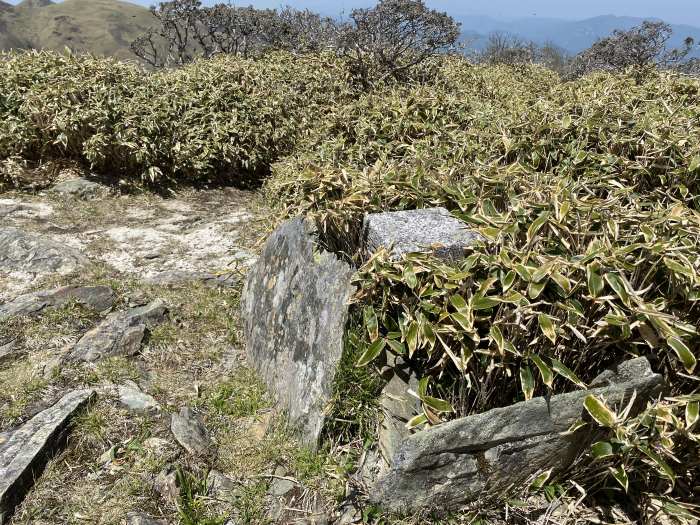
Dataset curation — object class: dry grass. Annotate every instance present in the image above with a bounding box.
[2,185,344,524]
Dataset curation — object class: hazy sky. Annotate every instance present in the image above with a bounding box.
[7,0,700,26]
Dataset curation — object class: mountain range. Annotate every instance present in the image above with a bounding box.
[1,0,699,60]
[456,14,700,55]
[0,0,153,60]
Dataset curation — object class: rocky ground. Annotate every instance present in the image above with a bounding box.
[0,178,347,525]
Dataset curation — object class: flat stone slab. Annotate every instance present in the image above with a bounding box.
[144,270,238,289]
[369,358,663,513]
[117,381,160,414]
[0,285,115,319]
[242,217,355,448]
[0,388,95,523]
[126,512,169,525]
[0,227,89,275]
[170,407,212,456]
[68,299,167,363]
[364,207,482,261]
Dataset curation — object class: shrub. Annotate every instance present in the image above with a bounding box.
[267,60,700,520]
[336,0,461,85]
[132,0,461,86]
[0,50,354,185]
[571,21,699,79]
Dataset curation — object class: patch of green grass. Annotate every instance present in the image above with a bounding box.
[206,367,270,419]
[176,467,229,525]
[147,322,180,347]
[322,323,385,446]
[289,446,328,482]
[0,358,49,427]
[86,356,141,384]
[72,403,109,446]
[235,481,269,525]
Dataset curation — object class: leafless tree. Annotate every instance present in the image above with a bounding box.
[570,21,698,79]
[132,0,461,84]
[538,41,570,74]
[475,33,571,75]
[337,0,461,84]
[131,1,338,67]
[478,32,537,65]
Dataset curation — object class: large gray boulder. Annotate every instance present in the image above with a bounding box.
[0,285,115,319]
[363,208,482,261]
[68,299,167,363]
[49,178,108,200]
[0,227,89,275]
[368,357,663,513]
[242,218,355,448]
[0,389,95,524]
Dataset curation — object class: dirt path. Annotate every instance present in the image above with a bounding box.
[0,184,336,525]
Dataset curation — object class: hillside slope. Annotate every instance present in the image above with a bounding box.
[0,0,153,60]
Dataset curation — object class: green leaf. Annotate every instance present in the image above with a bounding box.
[472,296,501,311]
[422,396,454,414]
[604,273,630,306]
[501,270,516,292]
[520,365,535,401]
[664,257,695,278]
[551,359,586,388]
[421,318,436,348]
[406,321,419,358]
[639,445,676,482]
[538,314,557,344]
[689,155,700,172]
[502,291,529,305]
[586,265,604,298]
[405,413,428,430]
[583,395,617,428]
[527,212,550,242]
[668,336,696,374]
[490,325,505,354]
[403,264,418,289]
[449,294,468,312]
[417,376,430,398]
[686,401,699,429]
[514,264,534,281]
[610,465,629,492]
[355,338,386,367]
[550,271,572,295]
[386,339,406,355]
[530,355,553,388]
[363,305,379,342]
[529,468,552,490]
[528,280,547,299]
[591,441,614,459]
[451,312,472,331]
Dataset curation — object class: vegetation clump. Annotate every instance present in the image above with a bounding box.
[0,50,353,186]
[1,18,700,521]
[268,60,700,521]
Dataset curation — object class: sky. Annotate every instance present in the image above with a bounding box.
[7,0,700,27]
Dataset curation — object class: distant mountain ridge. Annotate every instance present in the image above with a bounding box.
[457,14,700,56]
[0,0,153,60]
